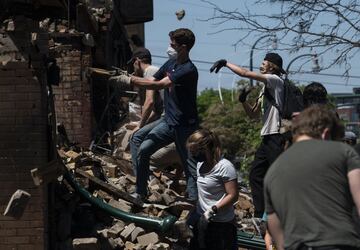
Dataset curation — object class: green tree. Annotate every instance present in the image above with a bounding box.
[197,85,262,180]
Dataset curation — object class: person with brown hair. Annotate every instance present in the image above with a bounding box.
[210,53,286,218]
[186,128,238,250]
[116,47,163,176]
[302,81,328,108]
[112,28,199,201]
[264,105,360,250]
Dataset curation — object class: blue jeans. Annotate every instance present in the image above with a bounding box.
[129,118,163,176]
[136,119,198,200]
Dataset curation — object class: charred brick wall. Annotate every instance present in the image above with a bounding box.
[0,17,49,250]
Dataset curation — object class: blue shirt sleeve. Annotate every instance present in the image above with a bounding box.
[168,64,197,85]
[153,59,172,80]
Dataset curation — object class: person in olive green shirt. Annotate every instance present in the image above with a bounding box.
[264,105,360,250]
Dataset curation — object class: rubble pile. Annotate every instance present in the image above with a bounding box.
[54,144,258,250]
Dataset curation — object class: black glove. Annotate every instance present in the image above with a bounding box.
[210,59,227,73]
[238,86,252,103]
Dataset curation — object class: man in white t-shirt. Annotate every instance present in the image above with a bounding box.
[210,53,286,217]
[111,48,163,176]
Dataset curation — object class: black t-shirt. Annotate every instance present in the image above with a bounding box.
[264,140,360,250]
[153,58,198,126]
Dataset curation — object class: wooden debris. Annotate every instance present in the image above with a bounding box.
[75,168,143,207]
[31,159,65,186]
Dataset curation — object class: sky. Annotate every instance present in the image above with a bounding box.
[144,0,360,94]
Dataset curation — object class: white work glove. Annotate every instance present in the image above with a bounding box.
[109,74,132,85]
[203,208,216,222]
[198,208,215,248]
[116,69,131,77]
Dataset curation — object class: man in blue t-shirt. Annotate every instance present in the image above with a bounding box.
[115,28,199,201]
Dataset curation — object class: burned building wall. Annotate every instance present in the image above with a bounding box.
[0,17,49,250]
[51,38,92,148]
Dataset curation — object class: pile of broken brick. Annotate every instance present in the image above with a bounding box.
[56,146,258,250]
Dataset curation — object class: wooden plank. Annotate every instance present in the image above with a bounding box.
[75,168,143,207]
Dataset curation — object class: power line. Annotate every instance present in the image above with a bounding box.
[153,59,360,87]
[152,54,360,80]
[152,64,360,89]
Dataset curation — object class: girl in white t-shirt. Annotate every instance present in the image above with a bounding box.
[186,129,238,250]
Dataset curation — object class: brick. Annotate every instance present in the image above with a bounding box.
[0,77,25,85]
[0,102,16,110]
[15,101,42,110]
[0,70,15,77]
[28,235,44,244]
[112,238,125,248]
[107,220,125,238]
[15,85,41,93]
[131,227,145,242]
[30,61,45,69]
[0,85,16,93]
[18,245,39,250]
[27,78,41,85]
[0,229,16,236]
[0,245,17,250]
[0,117,16,124]
[21,212,44,220]
[124,241,136,250]
[0,236,30,244]
[136,232,159,246]
[15,69,34,77]
[72,238,100,250]
[17,227,44,236]
[0,220,42,229]
[1,61,28,70]
[120,223,136,241]
[103,163,118,178]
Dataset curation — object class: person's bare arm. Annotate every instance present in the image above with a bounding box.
[264,230,274,250]
[267,213,285,250]
[349,169,360,216]
[214,179,238,211]
[226,62,268,84]
[146,110,159,124]
[242,101,261,119]
[139,89,155,128]
[131,75,172,90]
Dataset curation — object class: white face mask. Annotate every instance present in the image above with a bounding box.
[166,46,177,59]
